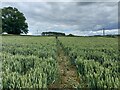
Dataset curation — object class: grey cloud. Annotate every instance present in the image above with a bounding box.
[76,2,95,6]
[75,0,119,2]
[1,2,118,35]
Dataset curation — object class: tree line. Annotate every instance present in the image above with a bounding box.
[41,32,65,36]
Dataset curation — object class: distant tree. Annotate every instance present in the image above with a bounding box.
[67,34,75,37]
[41,32,65,36]
[2,7,28,34]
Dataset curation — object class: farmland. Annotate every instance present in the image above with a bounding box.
[1,35,120,89]
[1,36,58,88]
[59,37,119,88]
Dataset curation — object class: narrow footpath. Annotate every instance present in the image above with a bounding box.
[49,39,80,88]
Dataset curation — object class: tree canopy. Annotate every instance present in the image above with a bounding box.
[0,9,2,34]
[2,7,28,34]
[41,32,65,36]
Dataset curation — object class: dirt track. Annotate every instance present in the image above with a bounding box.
[49,39,80,88]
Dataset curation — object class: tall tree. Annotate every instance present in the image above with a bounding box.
[0,9,2,34]
[2,7,28,34]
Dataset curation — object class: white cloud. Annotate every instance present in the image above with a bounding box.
[1,0,119,2]
[86,29,118,36]
[1,2,118,36]
[27,32,32,35]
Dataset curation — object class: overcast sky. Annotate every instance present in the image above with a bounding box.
[1,0,119,36]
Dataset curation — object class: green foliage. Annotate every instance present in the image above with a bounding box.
[2,7,28,34]
[42,32,65,36]
[0,9,2,34]
[2,36,58,88]
[59,37,119,88]
[2,36,120,88]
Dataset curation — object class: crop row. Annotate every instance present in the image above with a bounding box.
[1,36,58,88]
[59,37,120,88]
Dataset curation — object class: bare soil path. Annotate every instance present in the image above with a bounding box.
[49,39,80,88]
